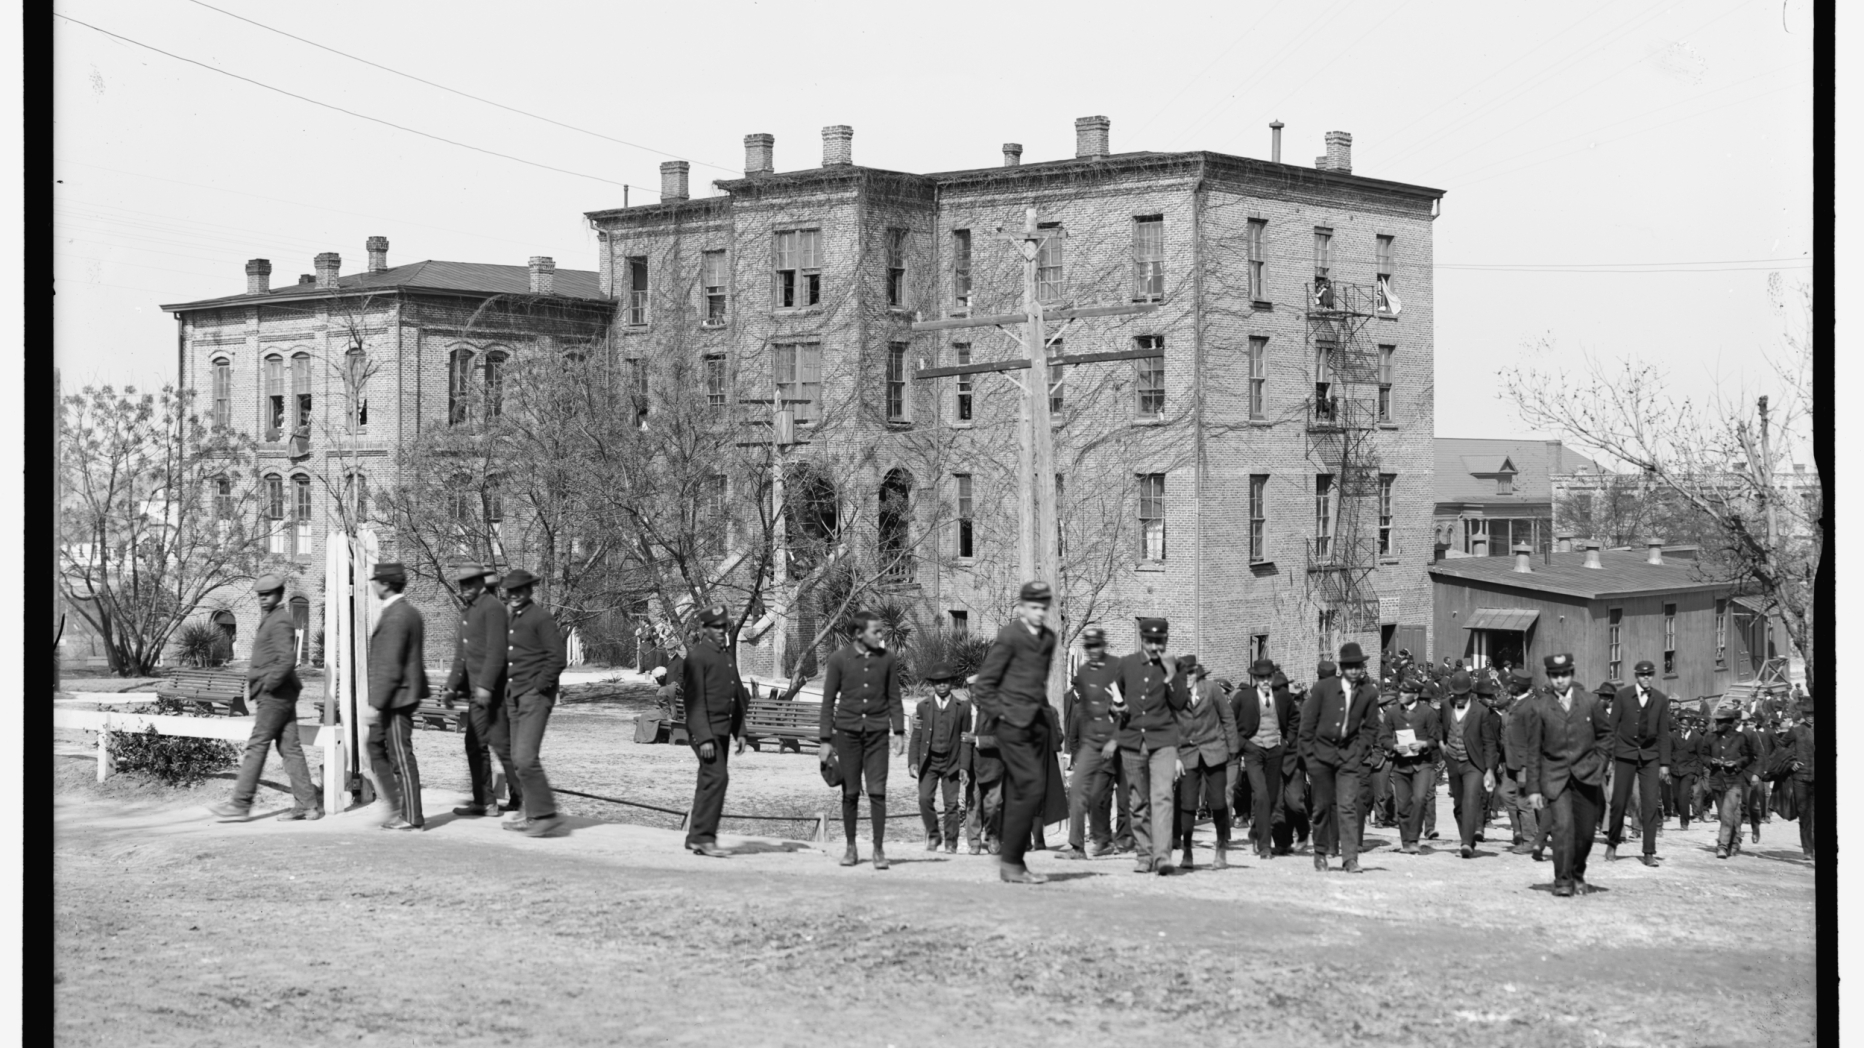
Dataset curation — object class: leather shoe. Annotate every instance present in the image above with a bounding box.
[1531,849,1545,862]
[1459,845,1474,859]
[380,817,421,831]
[944,841,957,854]
[999,865,1049,885]
[1155,860,1177,876]
[872,847,890,870]
[502,818,533,832]
[1180,846,1195,870]
[1509,843,1535,856]
[523,815,568,838]
[1054,846,1088,861]
[452,804,491,818]
[208,802,252,821]
[1133,857,1155,874]
[1751,828,1760,844]
[1087,842,1114,858]
[1313,854,1328,872]
[276,807,322,822]
[1715,846,1729,859]
[1342,859,1363,874]
[1552,883,1574,897]
[1573,878,1591,896]
[690,842,731,858]
[926,836,941,852]
[840,844,859,867]
[968,842,983,855]
[1211,847,1229,870]
[1402,842,1420,855]
[1604,845,1618,863]
[1639,854,1659,867]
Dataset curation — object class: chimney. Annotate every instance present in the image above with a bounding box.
[528,256,555,295]
[821,125,853,166]
[1002,143,1023,167]
[365,236,389,273]
[299,273,315,285]
[1582,541,1603,570]
[1075,115,1110,159]
[245,258,271,295]
[744,133,774,177]
[1513,544,1533,573]
[1270,120,1284,163]
[1646,539,1665,565]
[1324,131,1352,173]
[314,252,341,289]
[659,161,689,203]
[1555,533,1574,553]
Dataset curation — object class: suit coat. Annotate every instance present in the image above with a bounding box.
[1699,728,1758,790]
[444,590,508,697]
[963,701,1004,785]
[1177,679,1239,765]
[680,636,747,745]
[1608,683,1674,765]
[1232,683,1294,750]
[247,603,302,701]
[1670,728,1705,777]
[1380,700,1443,763]
[908,694,971,776]
[1439,699,1502,775]
[1297,675,1381,769]
[1064,657,1123,751]
[366,597,428,711]
[1520,687,1611,801]
[1785,721,1814,784]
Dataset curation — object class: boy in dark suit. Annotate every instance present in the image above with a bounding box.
[1522,653,1612,896]
[1234,658,1293,860]
[1605,661,1672,866]
[1440,671,1501,858]
[1297,643,1381,873]
[365,562,427,830]
[909,662,969,853]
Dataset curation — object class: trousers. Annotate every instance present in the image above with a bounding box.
[965,775,1003,848]
[1549,781,1603,889]
[1308,759,1362,864]
[465,687,520,810]
[996,715,1052,869]
[230,694,320,810]
[686,737,730,847]
[1793,779,1815,854]
[1389,759,1435,845]
[1714,781,1748,851]
[1607,758,1661,854]
[1121,744,1179,869]
[1177,753,1230,846]
[1067,742,1123,849]
[1671,773,1697,828]
[1241,744,1284,852]
[918,762,962,844]
[1449,766,1486,849]
[508,689,557,820]
[835,728,892,845]
[366,705,423,826]
[1494,768,1525,843]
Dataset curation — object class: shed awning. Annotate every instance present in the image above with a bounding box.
[1464,608,1540,631]
[1731,595,1773,616]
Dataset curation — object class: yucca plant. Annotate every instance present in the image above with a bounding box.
[174,620,224,668]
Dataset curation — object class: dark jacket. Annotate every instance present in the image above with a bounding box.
[681,636,747,745]
[505,601,566,696]
[1113,652,1189,751]
[971,620,1057,731]
[1784,721,1814,784]
[1297,675,1381,769]
[1177,679,1239,765]
[1670,727,1705,777]
[963,699,1003,784]
[366,597,428,711]
[1233,682,1294,751]
[248,603,302,701]
[1521,687,1611,800]
[1497,696,1534,773]
[1608,683,1674,765]
[908,694,970,776]
[1064,656,1122,751]
[1380,699,1443,764]
[819,642,904,740]
[1700,727,1758,790]
[444,590,508,697]
[1439,698,1502,775]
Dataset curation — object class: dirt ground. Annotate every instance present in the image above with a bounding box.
[54,680,1817,1048]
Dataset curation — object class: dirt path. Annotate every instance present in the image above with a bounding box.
[55,752,1814,1048]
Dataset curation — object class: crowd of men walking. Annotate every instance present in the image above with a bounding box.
[209,571,1818,899]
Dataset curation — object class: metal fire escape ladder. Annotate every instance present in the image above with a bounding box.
[1304,282,1383,636]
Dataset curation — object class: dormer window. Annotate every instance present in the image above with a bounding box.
[1497,474,1513,496]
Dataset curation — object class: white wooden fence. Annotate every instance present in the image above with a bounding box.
[54,707,348,814]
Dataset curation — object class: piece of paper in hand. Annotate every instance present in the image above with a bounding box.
[1395,728,1418,750]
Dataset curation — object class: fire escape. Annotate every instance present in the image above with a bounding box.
[1304,280,1383,638]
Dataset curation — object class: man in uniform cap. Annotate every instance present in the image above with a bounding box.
[820,609,906,869]
[970,581,1061,884]
[1234,657,1295,860]
[682,604,748,857]
[1521,653,1611,895]
[1440,670,1502,858]
[444,563,517,819]
[364,563,428,830]
[1058,626,1130,860]
[908,661,970,854]
[1378,673,1440,854]
[499,569,568,838]
[210,574,322,822]
[1111,616,1191,874]
[1604,661,1672,866]
[1297,642,1381,872]
[1701,699,1759,859]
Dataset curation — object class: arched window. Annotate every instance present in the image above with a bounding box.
[448,347,475,425]
[263,355,285,440]
[345,348,369,429]
[288,595,310,662]
[483,350,508,418]
[210,357,231,429]
[784,466,838,581]
[290,352,313,434]
[263,473,286,554]
[878,468,914,582]
[449,473,476,555]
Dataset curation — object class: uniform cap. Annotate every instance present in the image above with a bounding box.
[500,568,539,590]
[252,573,286,595]
[1081,626,1107,647]
[453,562,489,583]
[1510,668,1536,687]
[1398,674,1421,694]
[698,604,731,627]
[1543,653,1575,673]
[1337,641,1367,665]
[1633,659,1657,676]
[370,562,406,584]
[1018,580,1053,604]
[1137,617,1169,640]
[1316,660,1337,679]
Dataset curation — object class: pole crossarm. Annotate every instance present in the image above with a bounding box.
[913,345,1166,381]
[909,301,1160,334]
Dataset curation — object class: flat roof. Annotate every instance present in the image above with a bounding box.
[161,260,605,312]
[1428,550,1730,600]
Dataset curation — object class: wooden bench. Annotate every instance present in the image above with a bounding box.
[310,698,470,732]
[744,698,823,754]
[155,670,249,717]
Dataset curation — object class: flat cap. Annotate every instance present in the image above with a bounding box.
[370,562,406,584]
[1018,580,1053,603]
[252,573,286,595]
[1543,653,1575,673]
[500,568,539,590]
[1316,660,1337,679]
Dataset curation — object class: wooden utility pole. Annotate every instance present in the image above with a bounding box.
[737,396,813,678]
[912,207,1159,704]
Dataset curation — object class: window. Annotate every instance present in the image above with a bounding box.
[1715,598,1728,668]
[345,349,369,429]
[877,469,913,581]
[1375,234,1395,313]
[1378,345,1395,422]
[345,470,369,522]
[1573,492,1594,523]
[773,229,822,308]
[701,249,727,324]
[1248,337,1268,420]
[704,355,728,413]
[485,479,504,542]
[1378,474,1396,555]
[1312,228,1332,280]
[263,355,284,440]
[627,257,649,325]
[211,358,231,429]
[1135,337,1165,417]
[1132,215,1164,300]
[951,230,972,310]
[1608,608,1623,679]
[1315,474,1334,558]
[773,342,822,423]
[1048,338,1064,416]
[1497,474,1513,496]
[1318,609,1337,660]
[449,479,474,556]
[291,474,311,556]
[703,475,727,554]
[264,474,285,554]
[1250,633,1269,665]
[213,476,234,521]
[954,343,973,422]
[886,228,907,308]
[955,473,974,558]
[1663,603,1677,674]
[448,348,474,426]
[483,351,507,419]
[1249,474,1267,561]
[1055,473,1065,557]
[1036,222,1063,303]
[950,610,968,635]
[1246,218,1267,301]
[626,358,649,428]
[291,353,312,434]
[1313,343,1336,421]
[1138,473,1166,561]
[886,342,908,421]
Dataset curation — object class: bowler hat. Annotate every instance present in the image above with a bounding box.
[1081,626,1107,647]
[698,604,731,627]
[252,573,286,595]
[500,568,539,590]
[1543,653,1575,673]
[1249,658,1276,678]
[1474,677,1497,697]
[370,562,406,584]
[453,562,489,583]
[1137,617,1169,640]
[920,661,957,683]
[1019,580,1053,604]
[1448,671,1473,695]
[1596,680,1619,697]
[1270,671,1289,688]
[1338,641,1366,665]
[1633,659,1657,676]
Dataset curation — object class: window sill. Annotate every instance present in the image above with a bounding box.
[951,556,976,566]
[1250,300,1273,312]
[1378,422,1399,430]
[949,420,974,429]
[1379,556,1401,565]
[1247,418,1272,427]
[622,324,649,331]
[1132,415,1166,427]
[699,321,728,330]
[885,419,913,429]
[887,307,913,316]
[1249,559,1275,569]
[1133,561,1167,573]
[1376,312,1398,321]
[949,307,971,318]
[773,307,824,317]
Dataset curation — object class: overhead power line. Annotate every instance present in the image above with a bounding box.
[182,0,736,176]
[55,12,657,197]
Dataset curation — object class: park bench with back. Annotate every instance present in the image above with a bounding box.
[744,698,823,753]
[156,669,249,717]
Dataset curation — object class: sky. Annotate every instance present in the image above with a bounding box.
[53,0,1814,443]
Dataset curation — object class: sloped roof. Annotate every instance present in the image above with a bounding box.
[1435,438,1599,507]
[1428,550,1728,600]
[160,260,605,311]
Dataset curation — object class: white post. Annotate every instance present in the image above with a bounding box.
[95,730,111,783]
[322,731,343,814]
